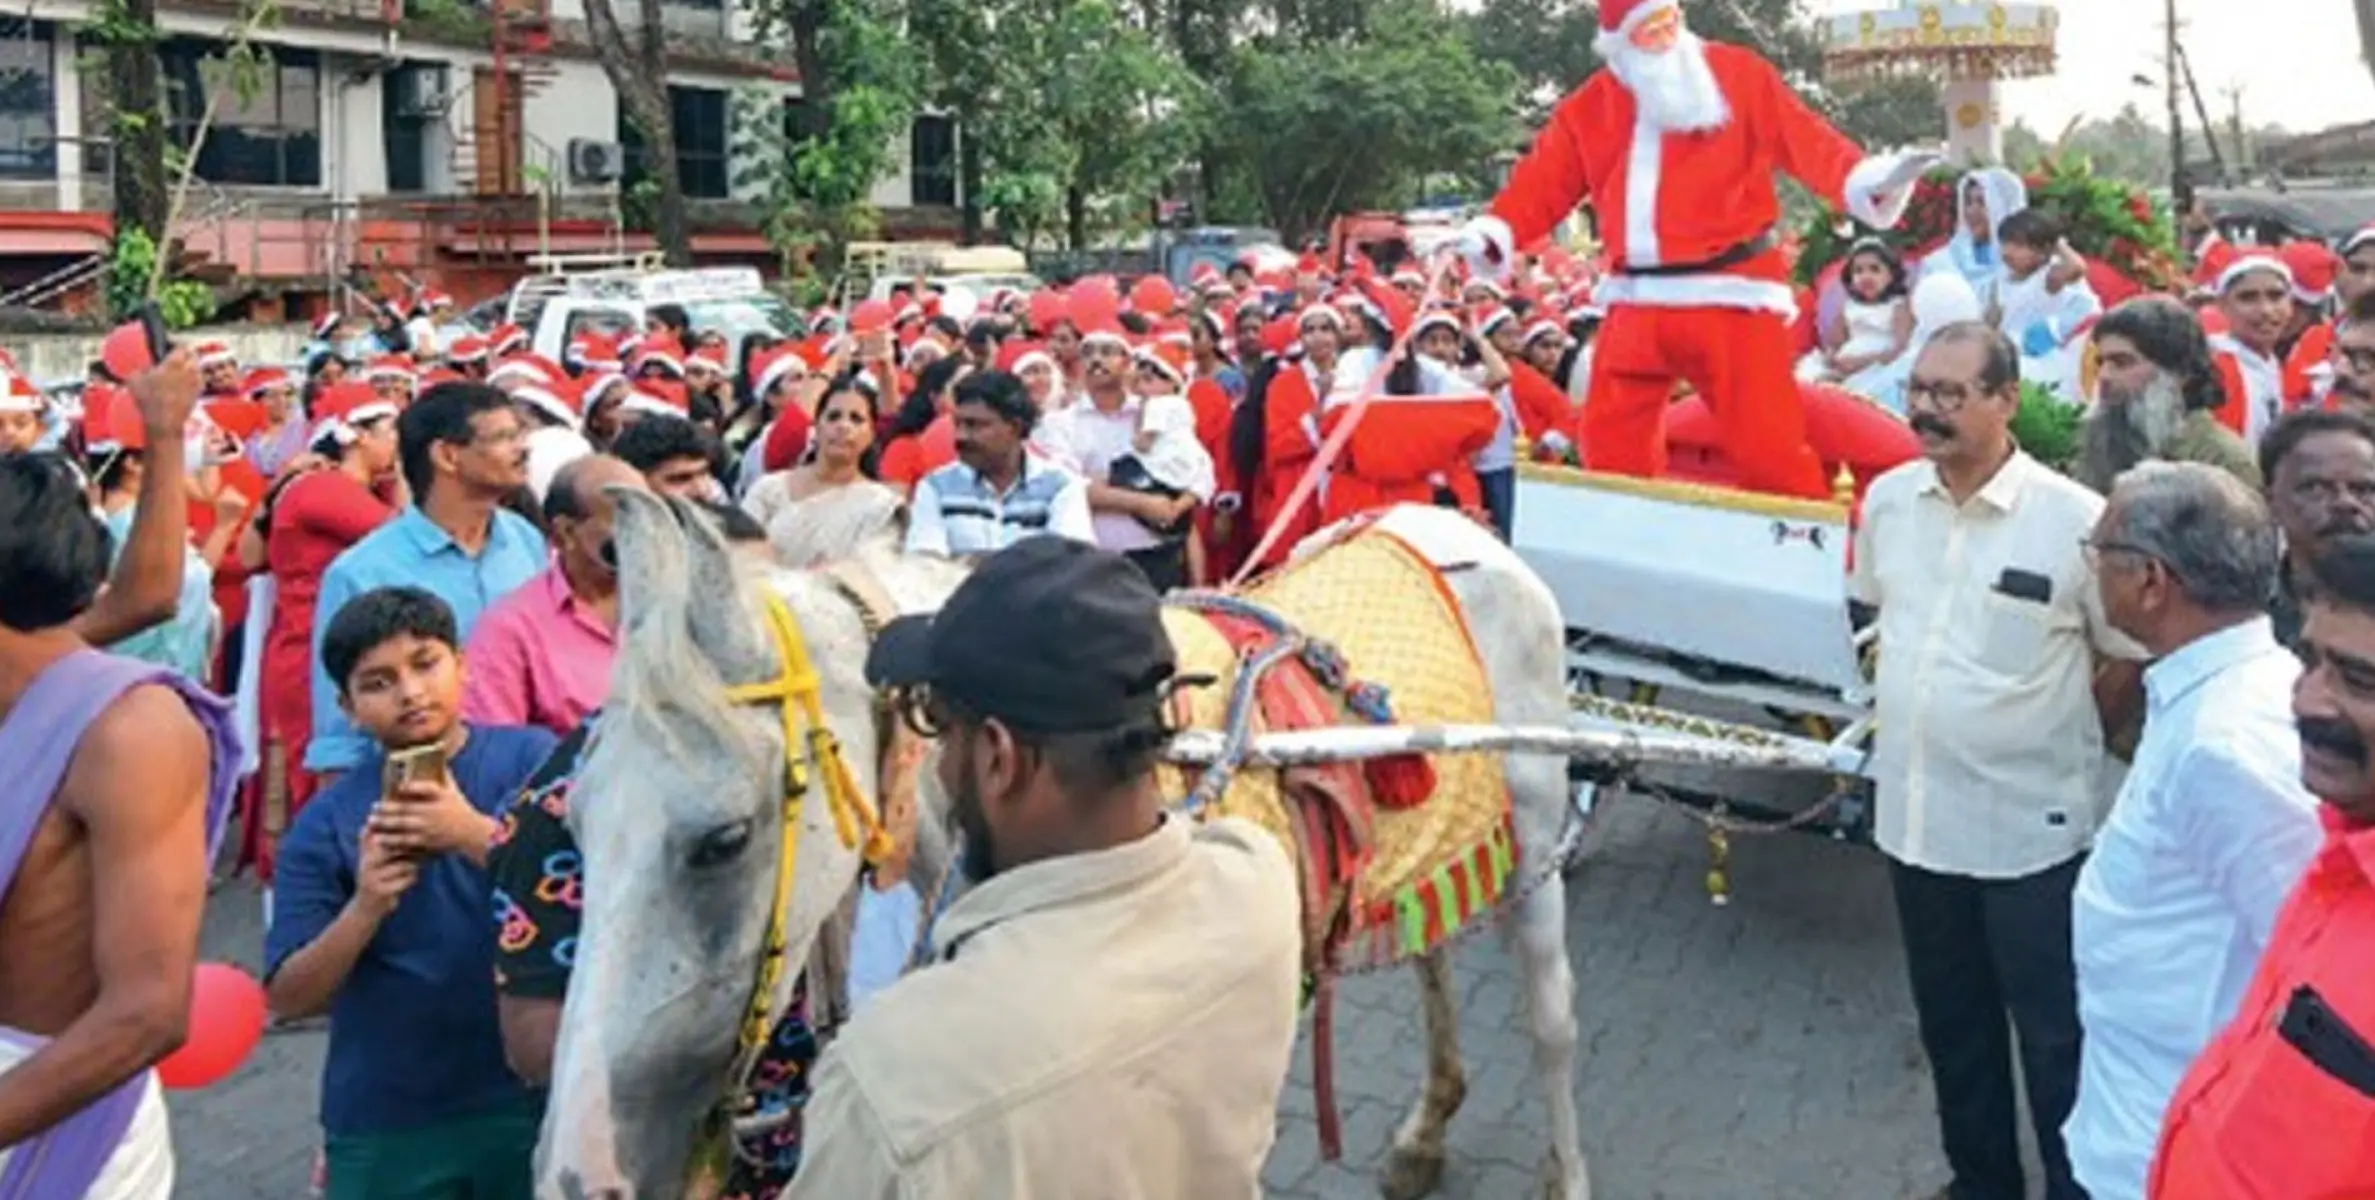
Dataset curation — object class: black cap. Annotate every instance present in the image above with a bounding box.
[865,538,1176,733]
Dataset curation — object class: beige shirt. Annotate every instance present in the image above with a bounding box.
[1851,451,2146,878]
[787,815,1302,1200]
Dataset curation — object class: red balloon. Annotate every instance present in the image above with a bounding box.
[156,962,266,1090]
[1067,279,1121,330]
[1128,274,1176,316]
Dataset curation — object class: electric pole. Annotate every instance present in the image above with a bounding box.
[2166,0,2190,214]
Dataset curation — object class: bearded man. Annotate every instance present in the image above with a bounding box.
[2077,297,2259,493]
[1461,0,1930,499]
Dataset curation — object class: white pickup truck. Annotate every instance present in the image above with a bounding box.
[505,253,804,373]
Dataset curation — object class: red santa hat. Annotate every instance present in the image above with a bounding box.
[1474,305,1519,338]
[2342,224,2375,261]
[364,354,417,384]
[750,346,809,397]
[685,344,731,377]
[514,377,585,430]
[488,353,565,389]
[446,334,492,364]
[489,323,530,357]
[82,384,145,453]
[995,339,1056,377]
[193,340,237,369]
[1128,274,1177,316]
[1596,0,1678,51]
[2213,249,2294,297]
[1075,312,1131,351]
[242,366,293,398]
[310,311,344,341]
[1411,305,1466,341]
[1296,304,1346,334]
[0,373,41,415]
[310,381,399,446]
[848,299,897,337]
[1026,290,1071,333]
[2282,240,2340,305]
[567,332,624,372]
[1134,340,1193,386]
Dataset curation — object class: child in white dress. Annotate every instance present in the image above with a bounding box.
[1799,239,1914,395]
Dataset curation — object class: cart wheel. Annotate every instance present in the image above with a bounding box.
[1559,780,1615,877]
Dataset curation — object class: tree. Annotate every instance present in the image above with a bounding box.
[83,0,168,261]
[912,0,1203,248]
[736,0,917,280]
[1207,0,1518,244]
[584,0,693,265]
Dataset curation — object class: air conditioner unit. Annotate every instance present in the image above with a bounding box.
[568,139,624,185]
[392,65,451,118]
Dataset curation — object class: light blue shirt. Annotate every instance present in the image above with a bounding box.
[904,454,1094,558]
[100,505,218,683]
[2064,618,2323,1200]
[304,505,547,772]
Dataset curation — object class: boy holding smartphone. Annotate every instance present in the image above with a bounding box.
[263,585,556,1200]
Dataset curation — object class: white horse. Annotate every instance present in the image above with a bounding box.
[538,491,1590,1200]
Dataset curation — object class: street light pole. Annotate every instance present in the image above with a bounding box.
[2166,0,2191,212]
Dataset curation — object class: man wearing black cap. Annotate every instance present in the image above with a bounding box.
[788,537,1301,1198]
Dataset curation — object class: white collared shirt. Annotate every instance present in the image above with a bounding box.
[2063,618,2321,1200]
[1851,451,2147,877]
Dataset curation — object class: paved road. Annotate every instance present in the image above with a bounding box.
[173,790,1953,1200]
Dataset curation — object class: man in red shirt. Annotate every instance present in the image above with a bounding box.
[2148,533,2375,1199]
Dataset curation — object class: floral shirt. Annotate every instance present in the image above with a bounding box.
[487,717,817,1196]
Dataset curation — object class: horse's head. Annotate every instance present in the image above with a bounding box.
[537,489,883,1197]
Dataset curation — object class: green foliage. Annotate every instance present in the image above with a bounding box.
[399,0,492,41]
[2011,380,2083,473]
[105,229,214,327]
[1207,0,1518,243]
[730,0,918,274]
[1793,156,2183,289]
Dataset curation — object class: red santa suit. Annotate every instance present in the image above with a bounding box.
[1251,340,1334,571]
[1469,0,1919,499]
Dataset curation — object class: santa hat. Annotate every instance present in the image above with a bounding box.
[995,339,1056,378]
[1462,277,1507,302]
[1134,340,1192,386]
[566,333,623,372]
[750,346,809,396]
[848,299,897,337]
[1411,306,1466,341]
[1595,0,1677,53]
[1296,304,1346,333]
[634,345,686,379]
[1026,290,1071,334]
[2342,224,2375,262]
[193,340,236,369]
[514,378,585,430]
[1190,305,1229,349]
[581,372,630,409]
[1260,315,1300,358]
[310,312,344,341]
[620,385,688,418]
[1475,305,1519,338]
[364,355,417,384]
[489,323,530,357]
[2214,249,2294,296]
[239,366,292,398]
[685,344,730,376]
[1076,313,1131,351]
[0,373,43,414]
[420,290,456,312]
[446,334,492,364]
[418,367,467,388]
[1189,262,1223,290]
[2282,240,2340,305]
[487,353,565,389]
[1522,318,1566,347]
[309,382,399,447]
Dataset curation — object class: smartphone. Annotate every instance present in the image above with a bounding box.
[96,302,169,385]
[380,743,450,797]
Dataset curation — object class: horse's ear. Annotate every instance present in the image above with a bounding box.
[610,486,693,650]
[668,494,776,683]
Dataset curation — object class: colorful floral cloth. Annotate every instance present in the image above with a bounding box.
[487,717,816,1197]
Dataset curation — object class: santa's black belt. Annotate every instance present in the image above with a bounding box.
[1619,230,1777,277]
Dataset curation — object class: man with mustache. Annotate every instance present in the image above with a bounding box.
[905,369,1094,558]
[1463,0,1930,499]
[2065,463,2320,1200]
[2258,409,2375,648]
[2077,297,2259,494]
[796,537,1301,1198]
[2148,533,2375,1199]
[1852,321,2147,1200]
[2320,290,2375,416]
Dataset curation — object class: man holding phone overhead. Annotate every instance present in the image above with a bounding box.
[1851,322,2147,1200]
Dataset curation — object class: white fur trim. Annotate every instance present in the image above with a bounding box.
[1011,351,1056,377]
[756,356,807,396]
[347,400,398,426]
[620,392,680,418]
[2344,228,2375,260]
[1412,310,1465,339]
[2217,257,2295,296]
[1624,109,1664,266]
[1594,273,1798,317]
[1463,215,1516,280]
[1844,154,1923,229]
[516,387,579,430]
[1079,329,1131,349]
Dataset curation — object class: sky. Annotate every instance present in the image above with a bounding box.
[1811,0,2375,134]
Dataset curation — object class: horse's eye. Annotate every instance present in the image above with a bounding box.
[688,819,753,870]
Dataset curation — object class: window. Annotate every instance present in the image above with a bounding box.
[0,20,53,180]
[381,65,439,194]
[160,40,321,187]
[909,114,956,207]
[618,85,728,200]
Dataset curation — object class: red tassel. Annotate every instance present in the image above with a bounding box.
[1362,754,1435,809]
[1313,974,1343,1161]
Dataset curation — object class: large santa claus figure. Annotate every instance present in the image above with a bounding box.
[1462,0,1931,499]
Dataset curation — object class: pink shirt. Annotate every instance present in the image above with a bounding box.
[459,563,617,737]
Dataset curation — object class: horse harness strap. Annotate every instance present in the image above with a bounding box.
[718,591,895,1087]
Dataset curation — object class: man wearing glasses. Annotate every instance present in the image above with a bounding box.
[1851,321,2147,1200]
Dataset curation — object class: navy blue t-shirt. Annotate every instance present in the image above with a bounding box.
[264,722,559,1136]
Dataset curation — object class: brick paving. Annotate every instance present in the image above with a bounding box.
[172,788,1952,1200]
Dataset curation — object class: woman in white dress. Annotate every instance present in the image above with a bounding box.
[738,373,906,567]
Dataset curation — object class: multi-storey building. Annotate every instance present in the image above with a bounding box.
[0,0,961,312]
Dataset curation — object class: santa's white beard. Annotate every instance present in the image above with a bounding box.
[1605,32,1730,133]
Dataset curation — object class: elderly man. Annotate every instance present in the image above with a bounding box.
[2259,409,2375,646]
[1854,321,2146,1200]
[2064,463,2321,1200]
[2208,252,2298,446]
[2148,533,2375,1198]
[2078,298,2259,493]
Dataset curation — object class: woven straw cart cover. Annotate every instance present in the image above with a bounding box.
[1155,528,1519,971]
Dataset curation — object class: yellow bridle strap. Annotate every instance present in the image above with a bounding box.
[718,591,895,1066]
